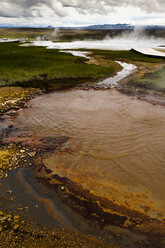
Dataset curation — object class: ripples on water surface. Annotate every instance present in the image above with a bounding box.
[16,90,165,218]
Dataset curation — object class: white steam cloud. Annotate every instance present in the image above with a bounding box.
[33,28,165,50]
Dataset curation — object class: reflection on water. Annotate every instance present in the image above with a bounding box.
[15,89,165,218]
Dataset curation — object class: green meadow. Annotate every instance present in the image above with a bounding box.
[132,66,165,91]
[89,49,164,63]
[0,43,113,89]
[0,42,164,90]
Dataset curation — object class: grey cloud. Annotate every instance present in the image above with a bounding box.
[0,0,67,18]
[0,0,165,19]
[0,1,33,18]
[68,0,165,14]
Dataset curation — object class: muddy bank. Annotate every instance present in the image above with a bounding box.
[75,59,165,106]
[0,121,112,247]
[117,62,165,105]
[16,89,165,219]
[0,117,143,247]
[0,87,41,116]
[0,58,165,247]
[1,87,164,247]
[1,165,162,248]
[0,166,112,248]
[0,116,164,248]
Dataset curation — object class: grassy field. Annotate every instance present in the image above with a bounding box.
[1,28,165,41]
[0,28,128,41]
[0,28,53,40]
[0,43,114,89]
[132,66,165,91]
[88,49,165,63]
[0,41,164,91]
[0,28,139,41]
[87,49,165,92]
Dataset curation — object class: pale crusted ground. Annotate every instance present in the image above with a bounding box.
[0,87,40,114]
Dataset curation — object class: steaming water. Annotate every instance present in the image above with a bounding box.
[60,50,90,59]
[59,53,137,86]
[33,36,165,50]
[15,89,165,218]
[99,61,136,86]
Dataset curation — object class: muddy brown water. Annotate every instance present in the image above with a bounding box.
[15,89,165,220]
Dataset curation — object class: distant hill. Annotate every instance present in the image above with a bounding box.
[143,25,165,29]
[0,24,165,30]
[58,24,165,30]
[59,24,134,30]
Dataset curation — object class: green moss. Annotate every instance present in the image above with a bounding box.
[85,49,165,63]
[0,43,114,89]
[133,66,165,90]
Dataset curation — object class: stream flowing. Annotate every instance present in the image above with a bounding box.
[15,89,165,219]
[98,61,136,86]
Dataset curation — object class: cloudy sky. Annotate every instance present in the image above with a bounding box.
[0,0,165,27]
